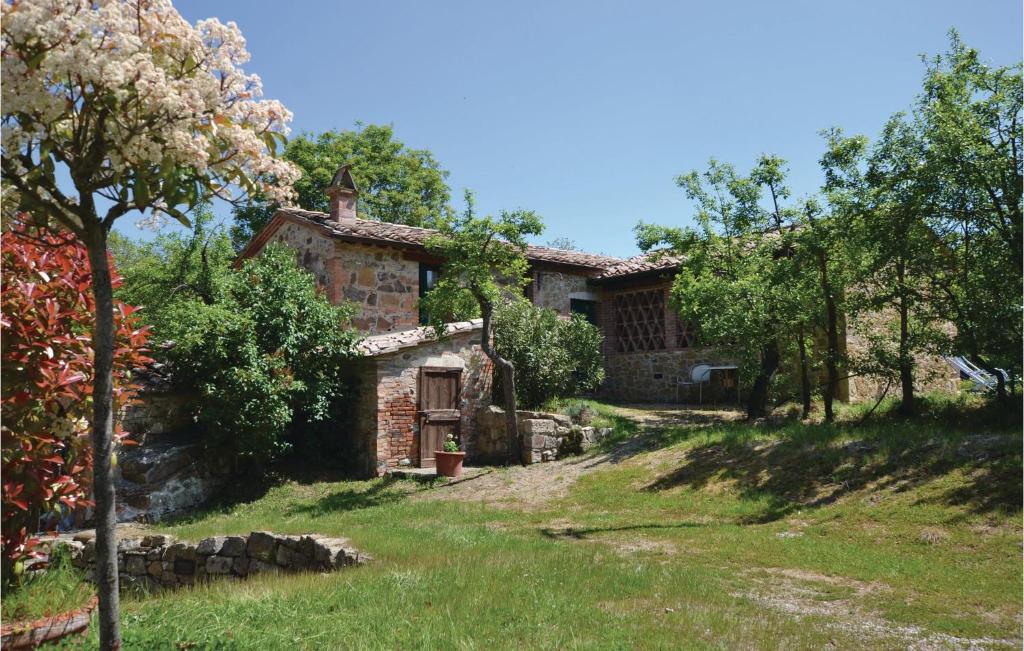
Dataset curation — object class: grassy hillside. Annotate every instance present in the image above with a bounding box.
[64,395,1021,649]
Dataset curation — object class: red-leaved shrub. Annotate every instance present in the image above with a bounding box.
[1,222,150,582]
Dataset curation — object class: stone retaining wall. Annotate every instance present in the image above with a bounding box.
[58,531,369,593]
[475,406,611,464]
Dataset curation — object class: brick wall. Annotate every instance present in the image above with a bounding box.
[596,282,730,402]
[358,330,493,475]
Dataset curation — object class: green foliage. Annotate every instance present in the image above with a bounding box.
[492,300,605,409]
[442,433,460,453]
[915,31,1022,377]
[232,124,450,249]
[112,206,235,341]
[420,192,544,332]
[115,227,361,464]
[636,158,811,416]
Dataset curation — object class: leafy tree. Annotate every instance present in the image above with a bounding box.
[231,124,451,249]
[111,205,236,340]
[546,237,580,251]
[420,193,544,459]
[1,221,150,585]
[844,114,951,415]
[113,221,362,463]
[638,159,809,419]
[492,300,605,409]
[917,32,1022,397]
[1,3,298,643]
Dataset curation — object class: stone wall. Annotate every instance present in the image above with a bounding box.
[531,270,590,316]
[120,392,191,438]
[600,349,740,404]
[264,221,339,291]
[475,406,611,464]
[357,330,493,475]
[844,311,960,402]
[59,531,368,593]
[267,223,422,334]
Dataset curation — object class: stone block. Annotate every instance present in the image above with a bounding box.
[206,555,233,575]
[146,548,164,562]
[232,556,249,576]
[126,554,147,576]
[248,559,280,575]
[220,536,246,557]
[521,418,555,435]
[246,531,277,562]
[550,414,573,428]
[277,535,302,551]
[164,543,196,562]
[147,561,163,577]
[141,534,174,548]
[197,536,226,555]
[275,544,293,566]
[173,559,195,575]
[118,538,142,553]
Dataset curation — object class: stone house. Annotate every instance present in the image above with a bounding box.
[237,167,957,475]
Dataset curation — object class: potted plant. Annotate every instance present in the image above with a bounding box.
[435,433,466,478]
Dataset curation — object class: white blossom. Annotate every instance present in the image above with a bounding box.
[2,0,301,211]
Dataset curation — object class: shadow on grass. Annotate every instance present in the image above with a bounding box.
[285,476,414,516]
[540,521,706,541]
[644,398,1022,523]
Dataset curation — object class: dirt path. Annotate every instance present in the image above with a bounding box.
[415,404,742,510]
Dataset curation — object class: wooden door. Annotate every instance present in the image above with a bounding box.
[418,367,461,468]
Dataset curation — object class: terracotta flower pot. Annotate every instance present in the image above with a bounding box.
[435,451,466,478]
[1,594,98,650]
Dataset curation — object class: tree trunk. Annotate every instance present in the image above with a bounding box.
[896,266,914,416]
[818,251,838,423]
[478,299,522,464]
[84,224,121,650]
[747,340,780,419]
[797,326,811,419]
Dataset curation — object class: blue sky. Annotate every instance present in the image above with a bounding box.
[118,0,1022,259]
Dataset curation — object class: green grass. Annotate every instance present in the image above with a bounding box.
[64,395,1021,649]
[2,548,94,623]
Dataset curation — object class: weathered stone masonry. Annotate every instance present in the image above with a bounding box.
[266,223,420,334]
[58,531,369,593]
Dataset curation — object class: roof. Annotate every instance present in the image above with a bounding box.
[241,208,624,271]
[356,319,483,357]
[592,250,684,281]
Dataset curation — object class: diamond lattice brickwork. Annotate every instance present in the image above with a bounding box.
[615,289,666,352]
[673,312,698,348]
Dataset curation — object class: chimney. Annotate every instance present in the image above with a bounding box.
[326,165,359,221]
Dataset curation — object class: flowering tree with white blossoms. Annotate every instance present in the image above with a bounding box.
[1,1,299,646]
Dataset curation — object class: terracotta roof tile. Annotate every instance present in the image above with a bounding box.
[592,250,683,280]
[278,208,622,270]
[356,319,484,357]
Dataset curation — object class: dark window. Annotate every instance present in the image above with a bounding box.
[614,289,666,352]
[570,298,598,326]
[419,263,441,325]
